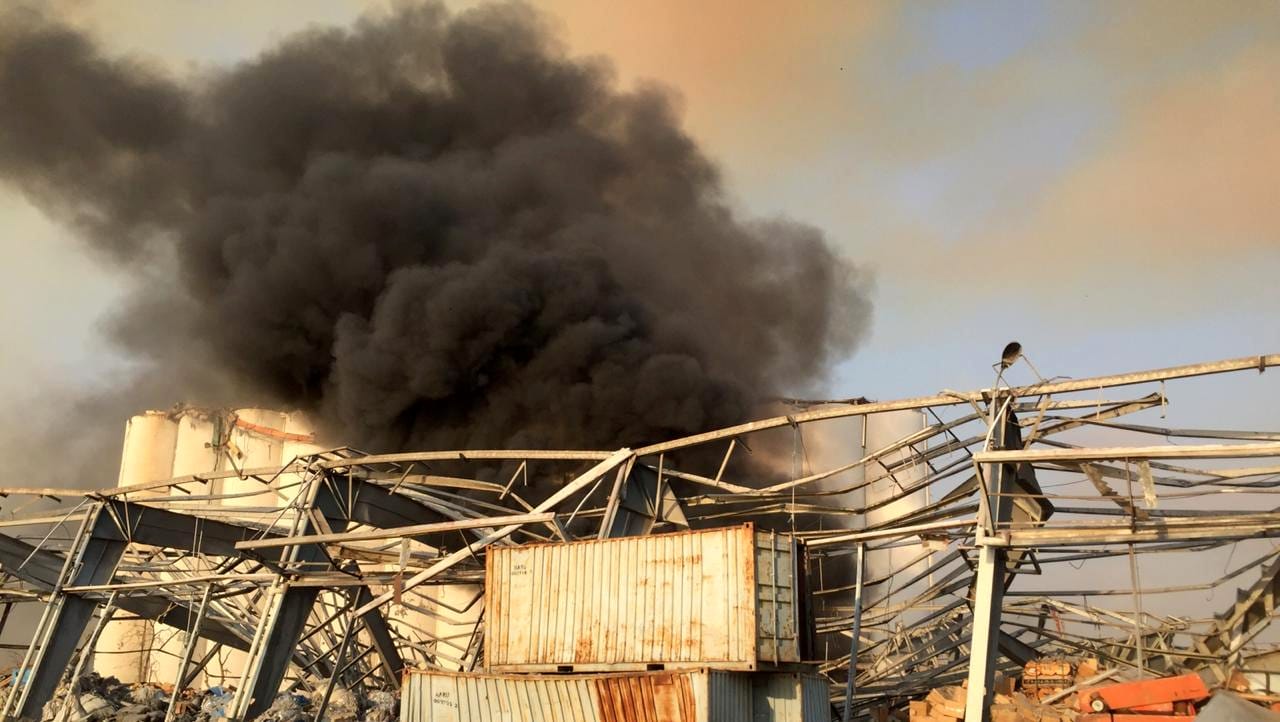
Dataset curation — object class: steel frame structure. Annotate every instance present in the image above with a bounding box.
[0,354,1277,720]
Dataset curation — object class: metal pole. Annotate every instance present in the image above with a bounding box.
[231,472,321,720]
[964,393,1011,722]
[181,643,222,691]
[0,602,13,640]
[841,543,865,722]
[312,613,358,722]
[1126,461,1146,677]
[1129,544,1145,676]
[165,585,213,722]
[964,544,1005,722]
[4,504,98,718]
[771,530,780,666]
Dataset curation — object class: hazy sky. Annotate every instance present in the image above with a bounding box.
[3,0,1278,427]
[0,0,1277,644]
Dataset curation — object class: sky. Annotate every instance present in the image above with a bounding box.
[0,0,1277,656]
[2,0,1278,429]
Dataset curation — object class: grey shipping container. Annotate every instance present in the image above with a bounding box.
[484,524,814,672]
[401,668,832,722]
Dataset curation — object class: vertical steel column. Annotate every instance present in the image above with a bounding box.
[963,544,1006,721]
[230,473,349,720]
[963,395,1012,722]
[229,469,317,721]
[1125,464,1147,677]
[841,543,866,722]
[2,508,94,719]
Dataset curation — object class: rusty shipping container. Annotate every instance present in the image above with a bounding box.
[401,668,830,722]
[485,524,813,672]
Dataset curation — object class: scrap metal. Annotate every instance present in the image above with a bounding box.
[0,354,1277,720]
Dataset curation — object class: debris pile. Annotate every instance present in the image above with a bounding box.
[34,676,397,722]
[0,354,1278,720]
[909,667,1280,722]
[39,674,145,722]
[910,684,1077,722]
[1022,659,1078,702]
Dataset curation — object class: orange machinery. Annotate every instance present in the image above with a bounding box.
[1077,673,1210,721]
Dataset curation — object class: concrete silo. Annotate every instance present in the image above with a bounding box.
[92,411,178,684]
[862,410,930,610]
[92,407,321,687]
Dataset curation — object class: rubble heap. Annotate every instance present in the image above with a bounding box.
[911,685,1077,722]
[0,354,1278,720]
[33,675,396,722]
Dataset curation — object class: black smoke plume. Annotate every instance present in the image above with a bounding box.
[0,2,871,453]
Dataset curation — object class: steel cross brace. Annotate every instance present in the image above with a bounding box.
[4,503,129,721]
[229,473,413,720]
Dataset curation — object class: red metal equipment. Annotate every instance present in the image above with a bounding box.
[1076,673,1210,721]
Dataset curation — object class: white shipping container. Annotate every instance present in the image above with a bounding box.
[485,524,812,672]
[401,668,831,722]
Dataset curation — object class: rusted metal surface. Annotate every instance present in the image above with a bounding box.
[401,669,828,721]
[596,673,697,722]
[5,353,1280,719]
[485,524,806,671]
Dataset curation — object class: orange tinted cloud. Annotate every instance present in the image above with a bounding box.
[533,1,884,171]
[1040,47,1280,257]
[904,41,1280,286]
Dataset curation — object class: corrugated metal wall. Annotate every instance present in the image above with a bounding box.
[402,669,700,722]
[706,670,753,721]
[486,524,803,671]
[801,675,832,722]
[402,670,830,722]
[749,673,832,722]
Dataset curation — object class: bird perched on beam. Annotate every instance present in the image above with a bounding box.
[999,341,1022,370]
[993,340,1046,383]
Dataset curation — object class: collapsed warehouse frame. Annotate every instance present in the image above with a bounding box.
[0,353,1278,720]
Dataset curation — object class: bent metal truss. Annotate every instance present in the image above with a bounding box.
[0,354,1278,721]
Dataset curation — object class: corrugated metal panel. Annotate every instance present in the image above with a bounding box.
[402,669,829,722]
[706,670,753,722]
[485,524,804,671]
[801,674,833,722]
[751,673,832,722]
[402,669,703,722]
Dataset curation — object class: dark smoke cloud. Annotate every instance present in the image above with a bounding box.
[0,2,871,452]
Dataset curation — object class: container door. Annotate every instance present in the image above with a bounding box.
[754,532,800,664]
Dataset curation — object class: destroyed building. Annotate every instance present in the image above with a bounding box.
[0,353,1278,721]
